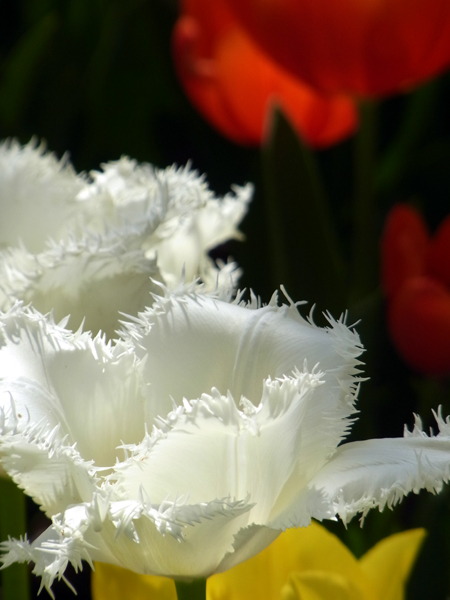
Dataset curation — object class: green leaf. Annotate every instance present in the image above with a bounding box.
[262,108,346,316]
[0,478,30,600]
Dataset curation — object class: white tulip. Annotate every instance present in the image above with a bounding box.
[1,286,449,595]
[0,141,250,337]
[75,156,250,289]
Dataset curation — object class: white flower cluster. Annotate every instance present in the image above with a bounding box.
[0,139,251,338]
[0,139,449,596]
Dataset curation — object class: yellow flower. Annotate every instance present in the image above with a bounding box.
[92,523,425,600]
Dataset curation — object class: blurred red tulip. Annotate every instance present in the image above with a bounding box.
[381,204,430,299]
[382,205,450,376]
[172,0,357,147]
[223,0,450,98]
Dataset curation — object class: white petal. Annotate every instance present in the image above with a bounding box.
[109,367,352,530]
[75,156,179,230]
[150,182,251,288]
[0,419,95,515]
[0,309,147,499]
[1,494,253,590]
[75,158,250,291]
[0,138,83,252]
[215,524,280,573]
[97,496,252,577]
[308,410,450,524]
[200,258,242,293]
[0,235,162,338]
[1,504,98,597]
[120,290,363,434]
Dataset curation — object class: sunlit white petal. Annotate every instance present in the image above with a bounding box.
[308,410,450,523]
[0,233,162,337]
[0,288,449,594]
[75,158,251,289]
[0,144,250,334]
[0,138,84,253]
[0,307,146,513]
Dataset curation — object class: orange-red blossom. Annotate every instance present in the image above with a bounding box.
[382,204,450,376]
[172,0,357,147]
[222,0,450,98]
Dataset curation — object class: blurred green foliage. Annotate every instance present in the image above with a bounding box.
[2,1,450,599]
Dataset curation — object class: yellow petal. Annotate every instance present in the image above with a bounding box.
[91,562,176,600]
[359,528,426,600]
[281,571,364,600]
[208,522,373,600]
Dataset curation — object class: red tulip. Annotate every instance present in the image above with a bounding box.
[382,205,450,376]
[381,204,429,299]
[223,0,450,98]
[172,0,357,147]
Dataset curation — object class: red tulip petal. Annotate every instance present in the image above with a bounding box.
[215,27,357,147]
[223,0,450,97]
[388,276,450,376]
[426,214,450,288]
[172,16,249,144]
[381,204,430,299]
[172,0,357,147]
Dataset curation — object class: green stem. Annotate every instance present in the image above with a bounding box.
[175,578,207,600]
[376,80,439,193]
[351,100,378,303]
[0,478,30,600]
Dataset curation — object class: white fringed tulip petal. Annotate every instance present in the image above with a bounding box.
[1,494,254,594]
[308,411,450,523]
[0,142,250,340]
[120,291,362,431]
[0,235,163,337]
[87,495,254,578]
[1,289,450,594]
[0,308,147,513]
[0,139,84,252]
[75,157,252,289]
[148,182,251,288]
